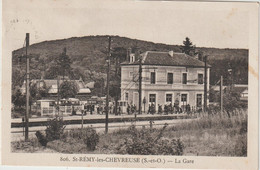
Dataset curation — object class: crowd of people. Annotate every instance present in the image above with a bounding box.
[81,104,123,115]
[126,104,137,115]
[78,101,194,116]
[126,102,192,115]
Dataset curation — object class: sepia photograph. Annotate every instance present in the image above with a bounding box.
[2,0,259,169]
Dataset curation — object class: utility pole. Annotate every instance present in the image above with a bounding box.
[114,56,119,116]
[220,76,223,113]
[105,36,111,134]
[62,47,66,81]
[204,55,208,112]
[25,33,30,141]
[57,76,60,117]
[138,54,142,115]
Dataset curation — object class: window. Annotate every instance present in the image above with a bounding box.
[130,54,135,62]
[182,73,187,84]
[151,72,156,84]
[167,73,173,84]
[166,94,172,103]
[196,94,202,107]
[181,94,187,102]
[198,74,203,84]
[129,72,133,77]
[125,92,128,101]
[149,94,156,103]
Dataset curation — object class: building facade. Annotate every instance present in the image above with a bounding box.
[21,77,91,101]
[120,51,210,112]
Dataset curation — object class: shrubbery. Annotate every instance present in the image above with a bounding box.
[171,109,247,131]
[32,110,247,156]
[116,124,184,155]
[234,118,247,156]
[46,116,66,141]
[234,134,247,156]
[62,127,100,151]
[82,127,99,151]
[36,116,65,146]
[35,115,100,151]
[35,131,48,147]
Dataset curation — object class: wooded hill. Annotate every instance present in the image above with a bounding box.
[12,35,248,89]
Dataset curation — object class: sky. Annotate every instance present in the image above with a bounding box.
[3,0,251,51]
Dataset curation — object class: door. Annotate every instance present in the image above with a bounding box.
[196,94,202,108]
[133,92,139,110]
[181,94,188,111]
[149,94,156,112]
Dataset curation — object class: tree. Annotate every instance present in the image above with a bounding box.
[110,47,127,115]
[223,89,245,117]
[71,67,85,80]
[38,82,51,98]
[12,67,26,90]
[196,50,204,61]
[59,81,79,99]
[181,37,196,56]
[84,70,106,96]
[45,65,59,79]
[92,78,105,97]
[56,48,72,79]
[12,87,26,109]
[28,81,51,114]
[30,81,50,103]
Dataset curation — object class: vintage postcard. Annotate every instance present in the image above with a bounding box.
[1,0,259,169]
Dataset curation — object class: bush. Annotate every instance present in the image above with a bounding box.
[234,134,247,156]
[82,127,99,151]
[170,109,247,131]
[45,116,66,141]
[116,124,184,155]
[12,107,25,118]
[239,119,247,134]
[47,138,86,154]
[35,131,48,147]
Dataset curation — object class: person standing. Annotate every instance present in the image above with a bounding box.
[90,105,93,115]
[186,104,191,115]
[164,104,167,115]
[151,103,155,115]
[174,98,180,114]
[127,104,130,115]
[97,105,100,115]
[133,104,137,114]
[118,106,121,115]
[158,104,162,114]
[169,103,173,114]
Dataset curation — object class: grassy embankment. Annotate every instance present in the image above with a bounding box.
[12,109,247,156]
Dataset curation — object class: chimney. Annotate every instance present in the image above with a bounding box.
[169,51,174,57]
[41,71,44,80]
[127,48,132,61]
[130,53,135,63]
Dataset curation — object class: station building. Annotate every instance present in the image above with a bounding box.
[21,76,91,101]
[120,51,210,112]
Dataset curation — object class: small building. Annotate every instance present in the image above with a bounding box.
[36,99,56,116]
[85,81,95,89]
[21,77,91,100]
[233,84,248,101]
[120,51,210,112]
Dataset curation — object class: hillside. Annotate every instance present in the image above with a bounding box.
[12,35,248,89]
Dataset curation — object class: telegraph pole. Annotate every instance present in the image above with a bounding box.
[57,76,60,117]
[204,55,208,112]
[220,76,223,113]
[138,55,142,115]
[105,36,111,134]
[25,33,30,141]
